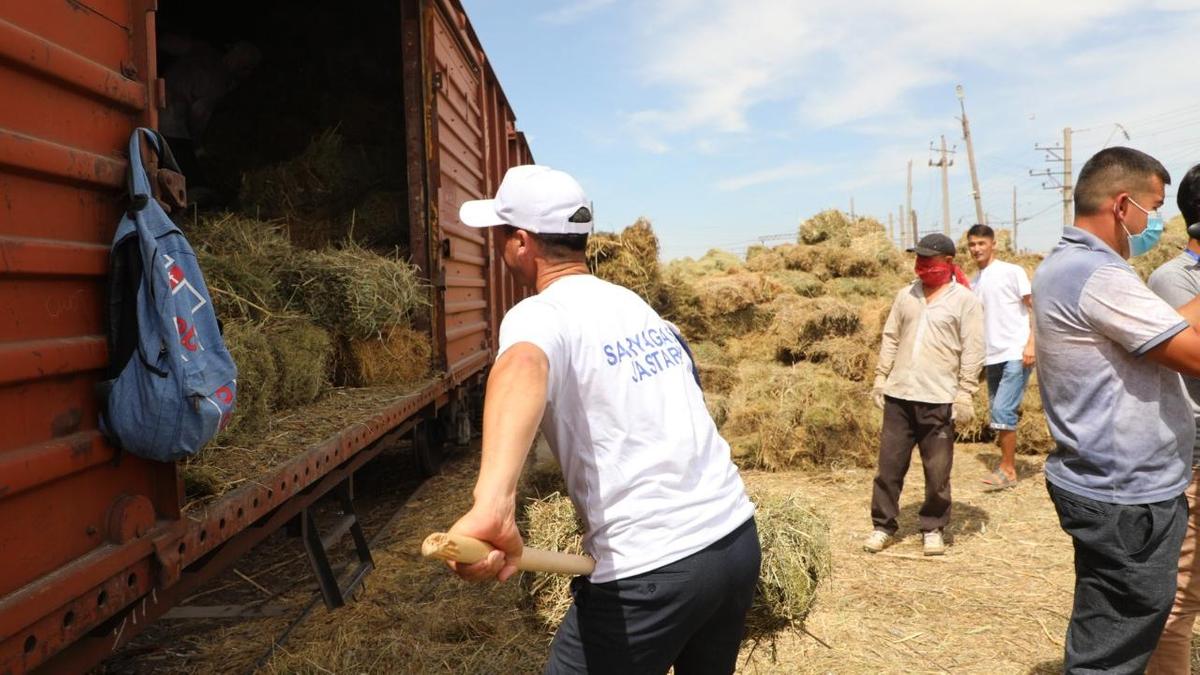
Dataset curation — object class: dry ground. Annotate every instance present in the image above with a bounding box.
[738,445,1071,674]
[112,444,1200,674]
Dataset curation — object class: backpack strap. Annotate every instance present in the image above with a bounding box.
[127,128,183,213]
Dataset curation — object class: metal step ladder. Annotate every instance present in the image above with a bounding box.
[292,477,374,609]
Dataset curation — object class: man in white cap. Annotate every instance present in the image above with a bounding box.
[446,165,759,674]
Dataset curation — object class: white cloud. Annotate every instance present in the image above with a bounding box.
[716,161,818,191]
[538,0,617,25]
[625,0,1153,146]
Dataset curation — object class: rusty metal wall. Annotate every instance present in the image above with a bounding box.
[429,1,492,381]
[0,1,174,671]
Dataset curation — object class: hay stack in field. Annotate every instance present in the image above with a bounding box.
[586,218,663,303]
[266,320,334,408]
[745,245,786,272]
[724,362,878,469]
[216,321,278,445]
[692,272,786,339]
[767,269,825,297]
[956,372,1054,455]
[521,489,831,640]
[284,241,427,340]
[665,249,744,280]
[769,296,861,363]
[337,326,432,388]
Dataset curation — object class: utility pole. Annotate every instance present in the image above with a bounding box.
[850,197,856,222]
[929,135,955,235]
[888,212,895,244]
[898,203,906,248]
[906,160,914,245]
[1012,186,1019,252]
[956,85,986,226]
[911,210,919,243]
[1031,126,1074,229]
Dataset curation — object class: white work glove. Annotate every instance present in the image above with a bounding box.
[952,392,974,424]
[871,375,887,410]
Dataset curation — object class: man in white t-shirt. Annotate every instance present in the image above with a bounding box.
[966,224,1036,491]
[445,165,759,674]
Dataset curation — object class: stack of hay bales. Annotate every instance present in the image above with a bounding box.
[521,488,830,640]
[182,212,431,496]
[588,211,1054,468]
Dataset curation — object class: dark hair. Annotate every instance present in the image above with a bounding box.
[1074,147,1171,216]
[501,226,588,261]
[1179,163,1200,228]
[966,224,994,239]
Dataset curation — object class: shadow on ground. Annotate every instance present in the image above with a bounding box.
[895,500,990,544]
[973,450,1042,480]
[1028,658,1063,674]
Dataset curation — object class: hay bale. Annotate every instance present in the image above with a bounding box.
[806,335,874,382]
[189,214,296,320]
[657,269,712,342]
[347,190,409,251]
[769,297,861,363]
[821,249,881,278]
[1018,379,1055,454]
[745,490,832,639]
[521,490,831,642]
[337,326,432,387]
[706,393,729,427]
[587,218,663,303]
[767,270,825,297]
[522,492,585,631]
[799,210,852,245]
[694,272,785,339]
[665,249,744,279]
[216,321,279,445]
[284,241,428,339]
[724,362,878,469]
[745,245,786,272]
[824,274,909,299]
[267,320,334,408]
[239,129,375,231]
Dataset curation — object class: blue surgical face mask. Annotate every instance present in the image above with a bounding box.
[1124,197,1164,257]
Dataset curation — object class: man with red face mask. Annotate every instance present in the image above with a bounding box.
[865,233,985,556]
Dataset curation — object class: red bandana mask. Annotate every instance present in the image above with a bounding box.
[915,257,970,289]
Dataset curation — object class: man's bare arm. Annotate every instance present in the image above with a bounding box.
[1145,325,1200,379]
[447,342,549,582]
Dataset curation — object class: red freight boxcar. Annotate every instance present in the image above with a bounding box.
[0,1,531,671]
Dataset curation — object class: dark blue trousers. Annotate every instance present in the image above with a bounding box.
[1047,481,1188,674]
[544,517,761,675]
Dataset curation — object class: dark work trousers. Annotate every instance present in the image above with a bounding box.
[1047,481,1188,674]
[870,396,955,535]
[544,517,761,675]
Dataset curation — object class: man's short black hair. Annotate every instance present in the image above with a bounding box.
[1074,147,1171,216]
[501,225,588,260]
[1179,163,1200,228]
[966,224,994,239]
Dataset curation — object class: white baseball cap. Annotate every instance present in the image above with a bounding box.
[459,165,593,234]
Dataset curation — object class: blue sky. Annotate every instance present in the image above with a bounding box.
[461,0,1200,260]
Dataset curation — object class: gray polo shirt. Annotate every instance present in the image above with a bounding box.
[1033,227,1194,504]
[1148,250,1200,464]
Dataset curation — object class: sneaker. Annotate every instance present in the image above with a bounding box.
[863,530,892,553]
[923,530,945,556]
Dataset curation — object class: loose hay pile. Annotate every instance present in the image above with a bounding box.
[587,212,1054,469]
[520,489,831,642]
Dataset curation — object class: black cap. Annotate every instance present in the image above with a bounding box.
[907,233,956,257]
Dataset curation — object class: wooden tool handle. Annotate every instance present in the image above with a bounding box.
[421,532,596,576]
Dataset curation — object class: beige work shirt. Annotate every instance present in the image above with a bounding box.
[876,279,985,405]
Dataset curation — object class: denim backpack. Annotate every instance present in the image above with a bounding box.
[99,128,238,461]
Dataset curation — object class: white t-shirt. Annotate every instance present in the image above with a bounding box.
[498,274,754,583]
[971,259,1032,365]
